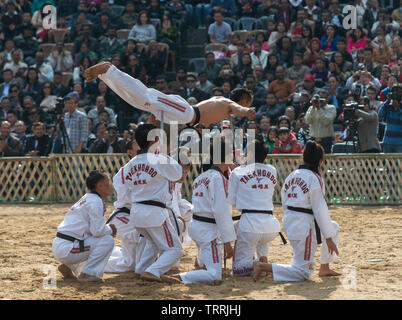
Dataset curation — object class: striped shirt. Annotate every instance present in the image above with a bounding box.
[63,110,88,153]
[378,101,402,146]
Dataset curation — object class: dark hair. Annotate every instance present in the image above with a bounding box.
[134,123,157,150]
[250,137,269,163]
[277,115,291,128]
[303,141,324,174]
[125,139,135,152]
[106,123,118,131]
[86,170,107,191]
[364,47,373,54]
[230,87,253,103]
[337,36,346,44]
[137,10,150,25]
[32,121,45,129]
[203,137,232,171]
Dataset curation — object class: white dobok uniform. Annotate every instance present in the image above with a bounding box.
[104,164,146,273]
[52,193,114,278]
[99,65,195,124]
[272,165,339,282]
[179,167,236,284]
[228,163,281,276]
[125,152,184,278]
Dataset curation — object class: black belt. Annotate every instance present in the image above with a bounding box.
[192,106,200,125]
[106,207,130,224]
[193,214,242,223]
[136,200,166,208]
[56,232,85,252]
[167,208,181,237]
[240,210,287,244]
[287,206,322,244]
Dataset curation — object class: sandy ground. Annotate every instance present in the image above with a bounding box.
[0,204,401,300]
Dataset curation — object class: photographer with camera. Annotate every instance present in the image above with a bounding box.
[354,97,381,153]
[378,84,402,153]
[305,91,337,154]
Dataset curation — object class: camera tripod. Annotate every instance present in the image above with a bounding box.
[56,114,73,154]
[343,120,360,153]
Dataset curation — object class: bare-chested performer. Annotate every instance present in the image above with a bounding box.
[86,61,256,127]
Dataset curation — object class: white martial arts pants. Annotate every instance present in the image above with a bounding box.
[232,231,278,277]
[135,218,184,278]
[104,212,146,273]
[135,210,184,274]
[272,221,339,282]
[99,65,194,124]
[179,239,222,284]
[52,235,114,278]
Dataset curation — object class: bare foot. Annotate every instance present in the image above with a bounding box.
[77,273,103,282]
[194,258,206,270]
[86,61,112,82]
[161,274,182,284]
[259,256,268,263]
[253,261,263,282]
[318,269,341,277]
[140,272,162,282]
[58,264,76,280]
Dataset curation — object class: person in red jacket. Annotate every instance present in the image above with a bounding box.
[272,127,303,154]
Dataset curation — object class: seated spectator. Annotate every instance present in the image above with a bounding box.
[268,21,289,52]
[3,49,28,80]
[380,73,398,102]
[209,0,237,17]
[177,74,210,102]
[238,0,259,17]
[99,26,124,60]
[221,81,231,98]
[256,93,283,125]
[304,0,321,21]
[297,24,312,53]
[0,39,16,70]
[8,84,23,116]
[284,106,297,131]
[346,70,381,98]
[121,39,144,67]
[31,2,52,42]
[22,68,42,103]
[295,113,311,147]
[51,71,70,98]
[251,32,269,52]
[0,96,14,120]
[253,64,268,90]
[154,74,171,94]
[208,10,232,44]
[73,56,92,84]
[230,41,247,70]
[328,51,353,84]
[244,74,267,109]
[263,53,280,83]
[128,10,157,44]
[310,57,328,86]
[331,37,354,64]
[391,0,402,25]
[325,76,348,114]
[227,33,241,57]
[272,35,294,68]
[12,120,27,143]
[120,1,138,29]
[272,127,302,154]
[74,43,98,68]
[13,23,38,66]
[303,37,326,68]
[363,47,382,79]
[1,2,22,40]
[0,120,23,156]
[212,87,224,96]
[296,74,320,97]
[73,24,99,55]
[39,81,58,113]
[72,82,92,112]
[233,52,253,84]
[347,26,368,54]
[48,41,74,73]
[168,67,186,93]
[0,69,15,100]
[6,110,18,128]
[287,52,311,88]
[196,71,215,96]
[258,114,271,141]
[251,41,269,69]
[88,95,116,127]
[32,51,54,84]
[157,13,180,62]
[320,25,338,53]
[89,123,125,153]
[204,52,221,84]
[216,63,239,88]
[142,40,167,84]
[87,122,107,151]
[92,11,111,41]
[22,121,52,156]
[264,126,278,154]
[268,66,296,106]
[148,0,164,21]
[124,54,147,84]
[93,0,119,25]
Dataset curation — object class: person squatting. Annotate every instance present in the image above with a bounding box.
[53,124,340,283]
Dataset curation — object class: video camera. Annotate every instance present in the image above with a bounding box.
[343,102,364,122]
[54,97,65,116]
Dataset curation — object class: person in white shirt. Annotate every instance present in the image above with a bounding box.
[52,170,117,282]
[251,41,269,69]
[124,123,184,283]
[253,141,340,282]
[229,138,285,277]
[169,138,236,284]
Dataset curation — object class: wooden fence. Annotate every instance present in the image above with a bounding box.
[0,154,401,205]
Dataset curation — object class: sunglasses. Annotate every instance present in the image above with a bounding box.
[186,80,196,83]
[11,89,18,93]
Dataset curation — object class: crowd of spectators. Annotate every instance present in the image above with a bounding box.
[0,0,401,158]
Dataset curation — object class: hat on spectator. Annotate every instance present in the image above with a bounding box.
[304,74,315,82]
[300,90,309,96]
[65,91,80,101]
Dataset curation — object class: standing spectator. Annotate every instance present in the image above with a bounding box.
[354,97,381,153]
[268,66,296,107]
[203,52,221,84]
[48,41,74,73]
[99,26,124,60]
[250,41,269,69]
[177,74,210,102]
[120,1,138,29]
[304,92,337,154]
[378,85,402,153]
[0,120,23,156]
[1,2,22,40]
[22,121,52,156]
[208,10,232,44]
[128,10,157,44]
[63,91,88,153]
[287,52,311,88]
[13,23,38,66]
